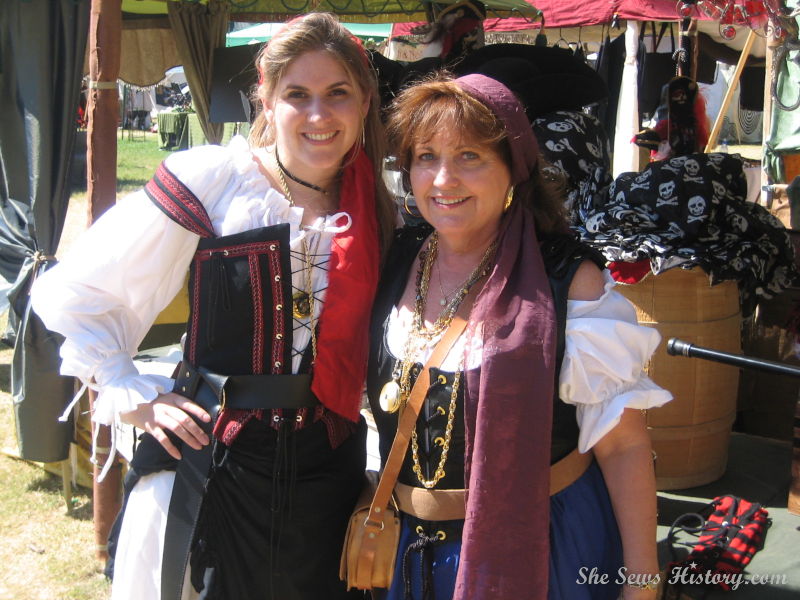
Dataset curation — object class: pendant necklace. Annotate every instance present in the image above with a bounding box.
[273,152,324,357]
[378,232,498,414]
[436,260,463,307]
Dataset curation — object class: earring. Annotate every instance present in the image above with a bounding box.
[503,186,514,212]
[403,191,416,216]
[360,123,366,149]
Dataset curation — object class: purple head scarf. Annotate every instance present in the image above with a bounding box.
[452,74,556,600]
[454,73,539,186]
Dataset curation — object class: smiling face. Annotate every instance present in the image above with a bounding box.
[410,129,511,248]
[265,50,369,180]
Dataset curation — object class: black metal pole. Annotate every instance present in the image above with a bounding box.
[667,338,800,378]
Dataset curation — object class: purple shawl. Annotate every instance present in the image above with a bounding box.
[454,75,556,599]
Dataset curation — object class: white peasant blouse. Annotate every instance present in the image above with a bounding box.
[30,137,350,475]
[385,271,672,452]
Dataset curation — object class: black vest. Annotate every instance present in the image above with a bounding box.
[366,224,605,488]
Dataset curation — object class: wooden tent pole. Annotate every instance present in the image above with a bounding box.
[86,0,123,563]
[704,28,757,152]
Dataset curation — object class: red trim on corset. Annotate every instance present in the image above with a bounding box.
[194,242,280,261]
[199,240,284,444]
[248,254,264,374]
[267,247,285,374]
[189,260,202,365]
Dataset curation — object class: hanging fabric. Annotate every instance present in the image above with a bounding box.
[637,21,677,118]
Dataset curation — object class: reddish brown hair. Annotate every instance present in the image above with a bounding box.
[386,73,568,235]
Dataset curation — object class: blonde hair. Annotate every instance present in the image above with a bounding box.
[249,12,395,253]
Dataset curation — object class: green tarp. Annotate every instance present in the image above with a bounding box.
[0,0,90,462]
[226,21,392,46]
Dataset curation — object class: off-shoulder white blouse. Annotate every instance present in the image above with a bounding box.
[385,271,672,452]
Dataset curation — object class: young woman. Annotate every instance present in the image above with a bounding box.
[367,73,672,600]
[32,13,394,600]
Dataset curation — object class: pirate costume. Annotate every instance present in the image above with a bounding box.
[31,136,379,600]
[368,74,671,600]
[368,226,671,600]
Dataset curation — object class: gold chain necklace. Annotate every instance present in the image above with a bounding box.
[413,233,498,341]
[274,155,322,360]
[378,231,497,423]
[411,365,463,489]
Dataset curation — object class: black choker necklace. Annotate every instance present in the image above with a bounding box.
[274,148,327,195]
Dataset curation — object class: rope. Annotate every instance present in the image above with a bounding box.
[402,531,439,600]
[771,36,800,112]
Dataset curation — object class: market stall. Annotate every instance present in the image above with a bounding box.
[6,0,800,587]
[563,2,800,493]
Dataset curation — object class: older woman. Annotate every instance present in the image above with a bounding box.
[368,73,672,600]
[32,13,394,600]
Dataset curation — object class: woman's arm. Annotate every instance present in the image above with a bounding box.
[32,192,209,456]
[567,261,660,599]
[593,409,659,600]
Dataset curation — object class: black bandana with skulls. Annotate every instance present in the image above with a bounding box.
[575,152,797,316]
[533,110,613,226]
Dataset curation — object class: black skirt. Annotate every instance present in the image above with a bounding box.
[186,415,366,600]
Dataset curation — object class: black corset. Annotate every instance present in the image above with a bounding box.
[186,223,294,376]
[374,335,467,488]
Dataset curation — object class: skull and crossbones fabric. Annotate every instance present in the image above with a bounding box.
[533,110,613,226]
[575,152,798,316]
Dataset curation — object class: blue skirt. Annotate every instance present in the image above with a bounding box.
[378,461,623,600]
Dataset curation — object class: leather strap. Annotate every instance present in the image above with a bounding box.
[161,388,219,600]
[356,286,479,581]
[394,448,595,522]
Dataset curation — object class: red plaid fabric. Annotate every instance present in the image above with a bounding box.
[668,495,771,591]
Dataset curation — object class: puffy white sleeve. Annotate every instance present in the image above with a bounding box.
[31,191,199,425]
[559,271,673,452]
[31,144,246,428]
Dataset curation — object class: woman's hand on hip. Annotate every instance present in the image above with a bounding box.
[120,392,212,460]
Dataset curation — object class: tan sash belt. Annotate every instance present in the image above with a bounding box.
[395,448,594,522]
[395,483,467,522]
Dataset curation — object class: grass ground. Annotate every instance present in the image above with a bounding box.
[0,131,169,600]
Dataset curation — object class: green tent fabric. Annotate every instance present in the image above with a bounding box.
[226,21,393,47]
[168,0,229,145]
[0,0,90,462]
[764,0,800,183]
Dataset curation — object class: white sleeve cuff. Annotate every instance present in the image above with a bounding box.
[559,276,673,451]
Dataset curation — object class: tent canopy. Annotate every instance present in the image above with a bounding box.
[226,21,393,46]
[122,0,541,23]
[394,0,692,34]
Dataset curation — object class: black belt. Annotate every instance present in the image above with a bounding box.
[161,361,318,600]
[172,362,318,412]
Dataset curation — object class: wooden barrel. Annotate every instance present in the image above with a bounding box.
[789,395,800,516]
[618,267,741,490]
